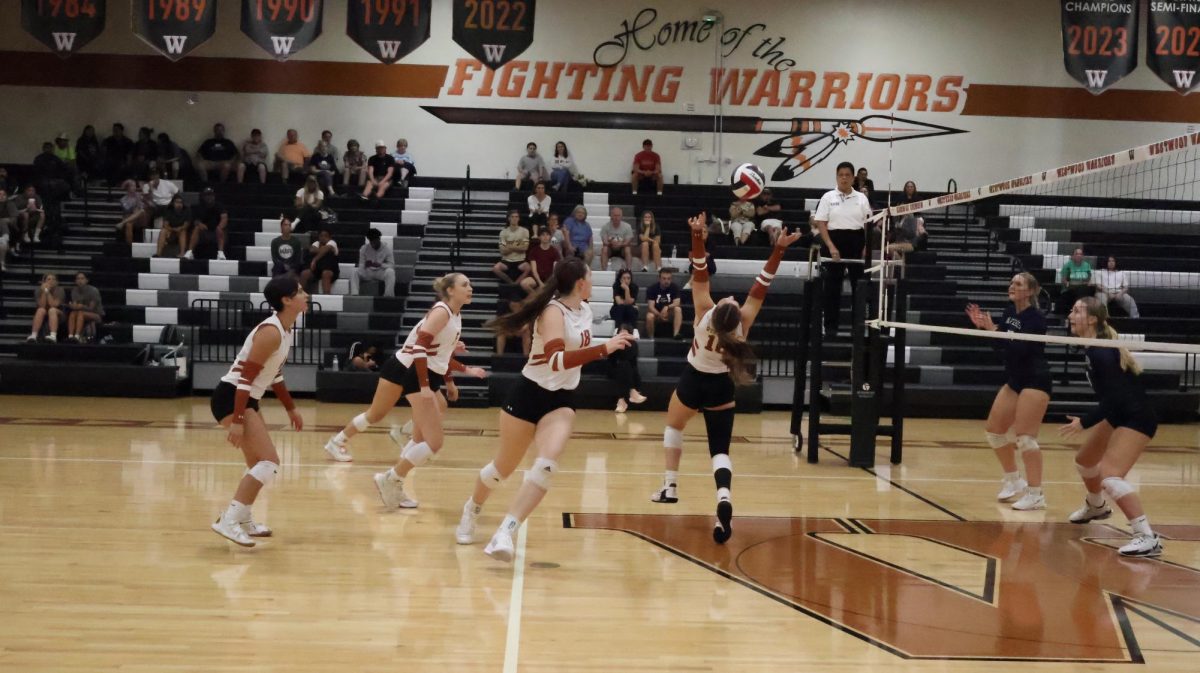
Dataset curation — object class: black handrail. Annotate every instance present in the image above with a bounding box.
[455,165,472,270]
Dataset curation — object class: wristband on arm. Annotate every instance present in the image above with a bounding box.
[689,231,709,283]
[748,245,786,300]
[544,338,608,371]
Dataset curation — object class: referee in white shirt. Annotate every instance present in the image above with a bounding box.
[813,161,872,335]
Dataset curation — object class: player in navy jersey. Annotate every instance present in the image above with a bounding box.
[650,213,801,544]
[1060,296,1161,557]
[965,272,1050,511]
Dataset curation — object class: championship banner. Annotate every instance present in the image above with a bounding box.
[133,0,218,62]
[241,0,323,61]
[1060,0,1138,94]
[347,0,431,64]
[21,0,106,58]
[1147,5,1200,94]
[452,0,535,69]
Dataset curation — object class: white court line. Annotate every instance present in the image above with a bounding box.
[503,521,529,673]
[0,455,1197,488]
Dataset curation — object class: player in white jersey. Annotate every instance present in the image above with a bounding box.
[325,273,486,506]
[650,213,801,544]
[455,257,633,562]
[209,276,308,547]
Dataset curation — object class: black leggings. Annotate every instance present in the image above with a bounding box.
[822,228,866,334]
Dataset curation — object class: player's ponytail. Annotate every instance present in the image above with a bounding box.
[1080,296,1141,374]
[711,301,757,386]
[487,257,590,337]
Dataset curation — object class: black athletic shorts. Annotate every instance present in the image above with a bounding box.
[1104,406,1158,439]
[675,363,736,410]
[1005,370,1053,396]
[211,381,259,422]
[380,357,445,395]
[501,375,576,424]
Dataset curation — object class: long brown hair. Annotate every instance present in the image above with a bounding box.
[711,302,756,385]
[1078,296,1142,374]
[487,257,590,336]
[1016,272,1041,310]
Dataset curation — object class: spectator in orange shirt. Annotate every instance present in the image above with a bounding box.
[275,129,311,183]
[630,139,663,196]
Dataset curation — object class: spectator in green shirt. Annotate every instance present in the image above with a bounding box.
[1058,247,1093,314]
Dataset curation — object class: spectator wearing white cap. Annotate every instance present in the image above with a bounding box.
[361,140,395,202]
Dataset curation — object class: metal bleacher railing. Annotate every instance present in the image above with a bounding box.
[188,298,326,366]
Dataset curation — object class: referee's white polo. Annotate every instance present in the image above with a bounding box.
[814,189,871,231]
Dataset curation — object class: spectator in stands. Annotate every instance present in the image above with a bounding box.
[186,187,228,261]
[275,128,311,183]
[155,194,191,258]
[600,206,635,271]
[28,273,65,342]
[631,139,663,196]
[0,167,9,194]
[132,127,158,180]
[527,181,551,228]
[362,140,395,201]
[855,167,875,194]
[885,213,927,257]
[545,212,569,258]
[75,125,101,180]
[729,198,757,245]
[18,185,46,245]
[270,215,304,277]
[348,343,380,372]
[197,123,239,183]
[342,139,367,194]
[0,189,14,269]
[494,283,532,356]
[610,268,639,326]
[550,140,579,192]
[66,271,103,343]
[898,180,920,207]
[238,128,269,184]
[518,226,562,293]
[143,169,179,223]
[52,132,80,192]
[1095,255,1140,318]
[515,142,548,191]
[639,210,662,271]
[301,227,340,294]
[392,138,416,188]
[294,175,325,232]
[309,133,338,193]
[116,179,149,245]
[1058,247,1094,314]
[645,268,683,339]
[33,141,70,199]
[564,205,593,265]
[101,123,134,184]
[492,209,530,284]
[754,188,784,245]
[156,132,186,180]
[353,228,396,297]
[608,323,647,413]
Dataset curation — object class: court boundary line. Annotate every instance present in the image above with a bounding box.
[821,446,968,521]
[502,521,529,673]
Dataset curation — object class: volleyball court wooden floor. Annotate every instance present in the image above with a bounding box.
[1,395,1199,672]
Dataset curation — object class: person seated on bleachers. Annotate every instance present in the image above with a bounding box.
[33,140,71,205]
[66,271,104,343]
[353,228,396,297]
[17,184,46,246]
[132,127,158,181]
[0,188,17,266]
[515,142,549,191]
[885,214,927,257]
[492,209,530,284]
[610,268,639,326]
[392,138,416,188]
[362,140,395,201]
[639,210,662,271]
[294,175,325,232]
[101,123,135,184]
[527,181,551,228]
[142,169,179,224]
[729,198,756,245]
[238,128,269,184]
[564,205,593,266]
[347,342,380,372]
[854,167,875,199]
[0,167,10,194]
[52,133,81,193]
[600,206,635,271]
[1058,247,1094,314]
[519,226,562,293]
[270,215,305,277]
[300,226,340,294]
[494,282,532,356]
[550,141,579,192]
[27,273,65,343]
[645,268,684,339]
[544,212,569,258]
[754,188,784,246]
[186,187,228,261]
[275,128,311,183]
[608,323,647,413]
[631,138,663,196]
[342,139,367,194]
[75,125,101,181]
[1095,255,1140,318]
[115,180,149,245]
[309,132,338,193]
[155,194,191,259]
[156,132,187,180]
[197,123,239,183]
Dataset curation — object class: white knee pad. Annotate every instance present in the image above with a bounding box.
[664,426,683,450]
[1015,435,1040,455]
[479,462,503,489]
[1102,476,1135,501]
[985,432,1009,449]
[247,461,279,487]
[1075,461,1100,479]
[524,457,558,490]
[712,453,732,472]
[401,441,434,467]
[352,413,371,432]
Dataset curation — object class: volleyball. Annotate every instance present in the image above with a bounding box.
[731,163,766,201]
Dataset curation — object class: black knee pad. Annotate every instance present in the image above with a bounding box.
[702,407,735,458]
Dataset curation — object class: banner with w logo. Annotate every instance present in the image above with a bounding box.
[241,0,323,61]
[1147,5,1200,94]
[133,0,218,61]
[1060,0,1138,94]
[347,0,431,64]
[451,0,535,70]
[21,0,106,58]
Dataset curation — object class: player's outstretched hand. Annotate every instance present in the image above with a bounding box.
[604,332,635,354]
[687,212,707,235]
[287,408,304,432]
[776,227,803,248]
[1058,415,1083,437]
[464,366,488,379]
